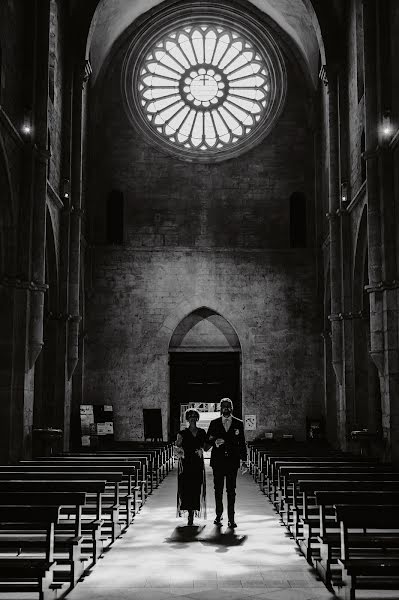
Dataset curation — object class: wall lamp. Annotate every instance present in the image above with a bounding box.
[381,110,393,140]
[340,181,348,204]
[62,178,70,199]
[22,108,32,136]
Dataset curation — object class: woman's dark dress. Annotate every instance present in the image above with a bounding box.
[177,427,206,516]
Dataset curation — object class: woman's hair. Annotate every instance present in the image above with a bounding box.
[185,408,200,420]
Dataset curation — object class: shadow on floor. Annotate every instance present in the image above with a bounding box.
[165,525,247,553]
[199,526,247,551]
[165,525,206,543]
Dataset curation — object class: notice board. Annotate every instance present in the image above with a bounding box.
[80,404,114,448]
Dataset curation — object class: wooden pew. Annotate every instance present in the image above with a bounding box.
[284,472,399,544]
[0,492,87,588]
[257,450,350,489]
[19,458,146,503]
[0,467,127,543]
[333,504,399,600]
[0,505,63,600]
[55,453,156,492]
[248,442,346,482]
[292,477,399,563]
[0,479,108,565]
[272,462,384,510]
[270,460,380,499]
[277,466,395,523]
[314,490,399,585]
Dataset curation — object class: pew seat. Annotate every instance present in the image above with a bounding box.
[333,504,399,600]
[0,506,67,600]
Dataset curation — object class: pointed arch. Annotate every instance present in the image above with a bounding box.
[168,306,242,438]
[169,307,241,353]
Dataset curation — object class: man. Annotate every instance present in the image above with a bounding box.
[205,398,247,528]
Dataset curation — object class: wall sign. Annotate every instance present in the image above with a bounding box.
[244,414,256,430]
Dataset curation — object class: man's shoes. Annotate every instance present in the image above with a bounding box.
[214,515,223,526]
[228,520,237,528]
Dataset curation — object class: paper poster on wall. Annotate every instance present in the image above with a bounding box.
[97,422,114,436]
[244,414,256,430]
[80,405,94,435]
[79,404,114,447]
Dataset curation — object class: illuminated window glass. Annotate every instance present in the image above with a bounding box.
[138,25,272,152]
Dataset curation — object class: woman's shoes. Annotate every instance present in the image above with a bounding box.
[187,511,194,526]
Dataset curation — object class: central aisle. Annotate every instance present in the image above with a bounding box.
[68,465,334,600]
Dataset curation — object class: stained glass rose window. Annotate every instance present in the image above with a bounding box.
[122,8,286,162]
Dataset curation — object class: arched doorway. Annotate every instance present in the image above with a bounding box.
[169,307,241,439]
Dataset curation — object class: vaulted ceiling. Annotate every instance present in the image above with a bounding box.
[88,0,323,88]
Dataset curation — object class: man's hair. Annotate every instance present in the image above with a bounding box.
[220,397,233,409]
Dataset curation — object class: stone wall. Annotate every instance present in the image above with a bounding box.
[85,246,323,441]
[84,29,324,441]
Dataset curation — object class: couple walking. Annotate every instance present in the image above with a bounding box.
[175,398,247,528]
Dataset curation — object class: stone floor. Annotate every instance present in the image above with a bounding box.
[67,465,396,600]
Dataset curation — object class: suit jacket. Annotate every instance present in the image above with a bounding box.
[206,416,247,470]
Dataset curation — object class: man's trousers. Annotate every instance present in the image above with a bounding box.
[212,464,238,521]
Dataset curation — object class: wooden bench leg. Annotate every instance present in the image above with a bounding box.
[39,566,56,600]
[70,538,85,587]
[92,523,103,564]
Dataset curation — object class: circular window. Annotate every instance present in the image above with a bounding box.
[122,4,287,162]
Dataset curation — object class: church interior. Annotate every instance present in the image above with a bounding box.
[1,0,399,598]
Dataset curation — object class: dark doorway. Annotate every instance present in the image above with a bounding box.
[169,352,241,440]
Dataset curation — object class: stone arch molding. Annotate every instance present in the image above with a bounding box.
[169,307,241,352]
[150,295,250,356]
[87,0,322,88]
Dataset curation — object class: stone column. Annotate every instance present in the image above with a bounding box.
[28,0,51,369]
[362,0,384,374]
[64,59,91,449]
[363,0,399,461]
[326,72,343,385]
[325,68,347,447]
[67,60,91,380]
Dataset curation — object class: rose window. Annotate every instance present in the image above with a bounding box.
[123,8,286,162]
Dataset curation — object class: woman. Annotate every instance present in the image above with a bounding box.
[175,408,207,526]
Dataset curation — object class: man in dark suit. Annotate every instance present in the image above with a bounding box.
[205,398,247,528]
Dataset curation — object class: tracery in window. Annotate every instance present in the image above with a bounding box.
[122,5,286,162]
[138,25,270,152]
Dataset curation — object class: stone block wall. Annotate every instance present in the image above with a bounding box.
[84,29,324,440]
[85,246,323,441]
[47,0,65,196]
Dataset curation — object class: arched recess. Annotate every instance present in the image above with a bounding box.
[323,265,337,446]
[86,0,326,89]
[169,307,241,439]
[33,208,60,432]
[352,208,382,436]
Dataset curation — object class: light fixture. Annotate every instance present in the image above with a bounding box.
[340,181,348,203]
[62,178,70,199]
[22,108,32,135]
[382,110,393,139]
